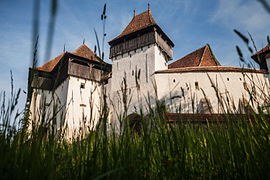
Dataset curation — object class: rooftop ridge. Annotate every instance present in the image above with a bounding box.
[168,44,221,69]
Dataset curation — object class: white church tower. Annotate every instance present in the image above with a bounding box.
[108,5,174,118]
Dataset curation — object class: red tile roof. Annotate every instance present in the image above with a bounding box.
[155,66,267,74]
[251,44,270,60]
[168,44,221,69]
[35,52,66,72]
[35,44,102,72]
[109,10,157,42]
[72,44,102,62]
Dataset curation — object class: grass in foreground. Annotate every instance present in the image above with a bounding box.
[1,87,270,180]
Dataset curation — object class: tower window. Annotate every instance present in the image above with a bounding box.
[227,78,230,81]
[173,79,175,83]
[132,70,134,76]
[80,83,85,89]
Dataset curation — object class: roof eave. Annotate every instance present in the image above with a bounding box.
[108,24,174,47]
[108,25,156,45]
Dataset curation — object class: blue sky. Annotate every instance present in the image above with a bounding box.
[0,0,269,110]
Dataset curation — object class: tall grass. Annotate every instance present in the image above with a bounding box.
[1,78,270,179]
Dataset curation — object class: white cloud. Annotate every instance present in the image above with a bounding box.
[211,0,270,33]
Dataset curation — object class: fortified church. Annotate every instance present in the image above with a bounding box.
[28,6,270,137]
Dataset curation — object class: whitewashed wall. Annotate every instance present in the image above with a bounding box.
[155,70,270,113]
[109,43,169,126]
[64,76,102,139]
[29,78,69,133]
[30,76,103,139]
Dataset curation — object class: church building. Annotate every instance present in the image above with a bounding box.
[28,6,270,138]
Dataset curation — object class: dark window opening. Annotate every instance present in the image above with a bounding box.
[80,83,85,89]
[71,59,89,66]
[138,69,141,80]
[173,79,176,83]
[195,81,199,90]
[227,78,230,81]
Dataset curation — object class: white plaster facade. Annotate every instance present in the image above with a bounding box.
[154,70,270,114]
[30,76,103,139]
[108,44,168,121]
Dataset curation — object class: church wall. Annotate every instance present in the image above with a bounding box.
[109,43,170,127]
[29,78,69,132]
[64,76,102,139]
[155,71,270,113]
[154,45,168,71]
[111,44,155,91]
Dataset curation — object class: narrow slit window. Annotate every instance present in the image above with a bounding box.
[195,81,199,90]
[138,69,141,80]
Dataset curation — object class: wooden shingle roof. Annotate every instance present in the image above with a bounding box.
[35,53,66,72]
[72,44,102,62]
[35,44,102,72]
[109,10,157,43]
[168,44,221,69]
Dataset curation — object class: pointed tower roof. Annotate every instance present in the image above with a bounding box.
[36,44,102,72]
[168,44,220,69]
[110,10,156,42]
[109,6,174,47]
